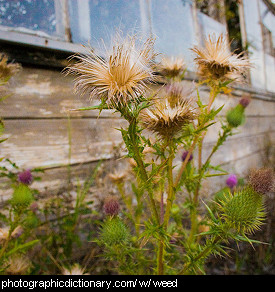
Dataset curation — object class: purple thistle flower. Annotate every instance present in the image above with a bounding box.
[181,151,193,163]
[103,196,120,216]
[226,174,238,188]
[18,169,33,185]
[239,96,251,108]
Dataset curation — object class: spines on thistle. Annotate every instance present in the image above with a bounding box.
[191,34,250,82]
[226,103,245,128]
[220,187,265,234]
[0,53,21,82]
[157,56,186,79]
[66,34,156,108]
[100,217,130,246]
[139,84,197,139]
[11,183,33,208]
[226,94,251,128]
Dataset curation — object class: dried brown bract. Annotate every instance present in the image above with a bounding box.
[248,167,275,195]
[4,255,31,275]
[0,53,21,81]
[108,171,127,184]
[140,97,196,139]
[66,35,156,107]
[158,56,185,79]
[191,34,250,82]
[61,263,89,275]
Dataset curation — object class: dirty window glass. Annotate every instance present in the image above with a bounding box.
[151,0,196,62]
[69,0,147,48]
[0,0,59,37]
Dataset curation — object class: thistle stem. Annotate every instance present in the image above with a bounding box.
[174,135,199,187]
[189,85,219,243]
[179,237,221,274]
[116,182,134,220]
[163,144,175,229]
[128,121,159,224]
[157,142,175,275]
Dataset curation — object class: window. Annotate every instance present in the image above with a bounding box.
[195,0,227,43]
[225,0,244,54]
[68,0,151,48]
[0,0,200,58]
[0,0,59,38]
[0,0,229,64]
[0,0,78,52]
[262,23,274,56]
[196,0,225,23]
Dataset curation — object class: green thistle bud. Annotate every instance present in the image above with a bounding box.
[12,184,33,208]
[226,104,245,128]
[100,217,130,246]
[221,187,265,234]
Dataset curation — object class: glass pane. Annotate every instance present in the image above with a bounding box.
[69,0,147,48]
[0,0,58,37]
[197,12,227,41]
[150,0,196,65]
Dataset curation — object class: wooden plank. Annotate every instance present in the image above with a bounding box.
[0,118,127,169]
[0,115,274,171]
[203,116,275,143]
[1,69,275,119]
[0,67,121,119]
[174,131,274,168]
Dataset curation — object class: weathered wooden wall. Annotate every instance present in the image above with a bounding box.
[0,65,275,202]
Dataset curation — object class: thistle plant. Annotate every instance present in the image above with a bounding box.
[66,33,272,275]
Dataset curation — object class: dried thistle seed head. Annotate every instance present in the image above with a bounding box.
[140,97,196,139]
[4,255,31,275]
[158,56,185,78]
[11,226,24,239]
[191,34,250,82]
[100,217,130,246]
[103,196,120,216]
[108,171,127,184]
[163,82,195,107]
[66,35,156,107]
[0,227,10,243]
[0,226,24,242]
[221,187,265,234]
[61,264,89,275]
[248,168,275,195]
[0,53,21,81]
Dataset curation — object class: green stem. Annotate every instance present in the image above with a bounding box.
[174,135,199,188]
[163,144,175,229]
[189,85,220,243]
[117,182,135,222]
[157,142,175,275]
[179,237,221,274]
[129,120,159,224]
